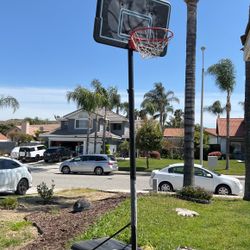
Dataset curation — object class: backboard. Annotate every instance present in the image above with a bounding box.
[94,0,171,54]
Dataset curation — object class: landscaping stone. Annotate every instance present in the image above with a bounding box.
[72,199,91,213]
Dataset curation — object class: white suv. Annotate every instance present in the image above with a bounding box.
[19,145,46,162]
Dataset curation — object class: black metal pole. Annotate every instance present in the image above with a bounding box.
[128,48,137,250]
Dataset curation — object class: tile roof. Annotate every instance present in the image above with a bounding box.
[204,128,217,136]
[0,133,8,141]
[163,128,184,137]
[217,118,245,137]
[17,124,60,136]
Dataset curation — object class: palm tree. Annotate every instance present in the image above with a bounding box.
[183,0,199,187]
[244,61,250,201]
[109,87,121,114]
[0,95,19,112]
[204,100,226,119]
[66,86,101,154]
[207,59,236,170]
[91,80,119,153]
[141,82,179,131]
[120,102,129,118]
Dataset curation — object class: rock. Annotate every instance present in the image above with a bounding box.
[72,199,91,213]
[175,208,199,217]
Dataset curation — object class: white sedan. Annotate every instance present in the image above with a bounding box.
[0,157,32,195]
[149,163,243,195]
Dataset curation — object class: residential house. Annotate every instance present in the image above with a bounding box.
[6,121,60,141]
[40,108,129,154]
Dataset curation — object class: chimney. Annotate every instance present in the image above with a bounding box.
[21,121,30,134]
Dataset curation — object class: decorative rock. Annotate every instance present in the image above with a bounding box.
[176,246,196,250]
[175,208,199,217]
[72,199,91,213]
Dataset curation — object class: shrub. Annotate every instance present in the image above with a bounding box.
[208,151,222,157]
[177,186,212,203]
[0,197,18,209]
[149,151,161,159]
[37,180,55,204]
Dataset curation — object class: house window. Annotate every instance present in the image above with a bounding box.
[75,119,90,129]
[112,123,122,130]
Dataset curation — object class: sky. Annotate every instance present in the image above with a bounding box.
[0,0,249,128]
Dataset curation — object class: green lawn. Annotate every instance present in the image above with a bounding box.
[118,158,245,175]
[71,194,250,250]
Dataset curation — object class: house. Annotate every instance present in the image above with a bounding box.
[205,118,245,158]
[0,133,8,142]
[40,108,129,154]
[6,121,60,141]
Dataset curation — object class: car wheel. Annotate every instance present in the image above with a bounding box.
[15,179,29,195]
[44,159,49,163]
[159,181,173,192]
[94,167,103,175]
[62,166,71,174]
[35,155,40,162]
[216,184,231,195]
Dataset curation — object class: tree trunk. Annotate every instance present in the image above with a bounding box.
[244,61,250,200]
[183,0,198,187]
[86,114,91,154]
[146,153,149,169]
[94,114,98,154]
[225,93,231,170]
[102,107,107,153]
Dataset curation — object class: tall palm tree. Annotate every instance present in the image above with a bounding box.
[91,80,119,153]
[207,59,236,170]
[109,87,121,114]
[141,82,179,131]
[183,0,199,187]
[244,61,250,201]
[0,95,19,112]
[120,102,129,118]
[204,100,226,119]
[66,86,101,154]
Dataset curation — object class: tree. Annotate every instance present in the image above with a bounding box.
[183,0,199,187]
[91,80,119,152]
[204,100,226,119]
[136,120,162,168]
[118,140,129,158]
[207,59,236,170]
[243,61,250,201]
[167,109,184,128]
[0,95,19,112]
[141,82,179,131]
[66,86,101,154]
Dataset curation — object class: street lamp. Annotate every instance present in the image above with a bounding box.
[200,46,206,165]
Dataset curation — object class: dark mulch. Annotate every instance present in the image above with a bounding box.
[21,195,128,250]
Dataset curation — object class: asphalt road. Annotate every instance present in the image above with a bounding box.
[26,161,245,196]
[27,161,151,194]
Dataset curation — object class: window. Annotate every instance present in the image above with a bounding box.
[37,146,46,150]
[95,156,106,161]
[0,159,20,170]
[75,119,90,129]
[112,123,122,130]
[168,166,184,174]
[194,167,213,178]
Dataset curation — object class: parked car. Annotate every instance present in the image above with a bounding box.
[10,146,20,159]
[44,147,72,162]
[19,145,46,162]
[149,163,243,195]
[0,157,32,195]
[59,154,118,175]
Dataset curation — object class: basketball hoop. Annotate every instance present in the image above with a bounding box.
[129,27,174,59]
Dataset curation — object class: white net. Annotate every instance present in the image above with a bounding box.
[130,27,173,59]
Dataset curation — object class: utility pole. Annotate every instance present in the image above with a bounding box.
[200,46,205,165]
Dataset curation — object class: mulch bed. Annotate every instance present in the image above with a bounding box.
[21,194,128,250]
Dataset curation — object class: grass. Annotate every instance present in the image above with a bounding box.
[118,158,245,175]
[72,194,250,250]
[0,220,35,249]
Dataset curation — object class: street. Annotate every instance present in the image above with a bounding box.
[27,161,151,194]
[27,161,245,196]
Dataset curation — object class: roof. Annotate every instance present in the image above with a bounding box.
[217,118,245,137]
[17,123,60,136]
[163,128,184,137]
[204,128,217,137]
[0,133,8,141]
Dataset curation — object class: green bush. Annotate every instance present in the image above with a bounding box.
[177,186,212,202]
[37,180,55,204]
[0,197,18,210]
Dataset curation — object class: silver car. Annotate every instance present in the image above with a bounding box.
[0,157,32,195]
[59,154,118,175]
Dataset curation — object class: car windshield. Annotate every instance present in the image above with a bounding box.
[210,170,221,176]
[108,155,116,161]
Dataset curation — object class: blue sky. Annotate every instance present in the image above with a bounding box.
[0,0,248,128]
